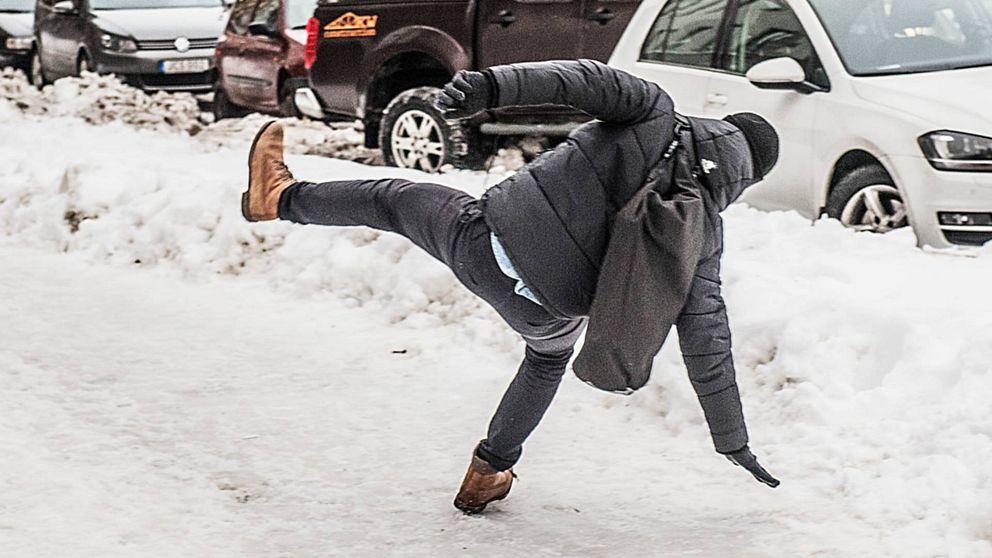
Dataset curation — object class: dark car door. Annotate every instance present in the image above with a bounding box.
[217,0,260,105]
[476,0,583,68]
[580,0,639,61]
[38,0,88,78]
[239,0,283,109]
[36,0,69,77]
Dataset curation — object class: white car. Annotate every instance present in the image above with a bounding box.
[609,0,992,248]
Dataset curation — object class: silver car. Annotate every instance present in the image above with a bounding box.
[32,0,227,92]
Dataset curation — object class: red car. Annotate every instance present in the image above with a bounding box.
[213,0,316,119]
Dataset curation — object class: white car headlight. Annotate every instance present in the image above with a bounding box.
[919,131,992,172]
[100,33,138,53]
[4,37,34,51]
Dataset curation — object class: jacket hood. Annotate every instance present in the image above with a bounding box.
[685,116,760,211]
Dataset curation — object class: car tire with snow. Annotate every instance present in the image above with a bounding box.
[77,52,92,77]
[279,78,307,119]
[826,165,909,234]
[379,86,492,173]
[213,83,249,121]
[30,49,48,88]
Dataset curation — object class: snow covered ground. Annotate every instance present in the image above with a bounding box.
[2,77,991,557]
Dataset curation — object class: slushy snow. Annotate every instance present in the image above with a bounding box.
[1,77,991,557]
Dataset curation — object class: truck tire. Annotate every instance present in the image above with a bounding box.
[279,77,308,118]
[213,82,249,121]
[379,86,492,173]
[825,165,908,233]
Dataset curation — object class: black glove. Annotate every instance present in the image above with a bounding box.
[435,70,493,119]
[725,446,780,488]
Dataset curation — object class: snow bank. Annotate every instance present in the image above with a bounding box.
[0,69,527,168]
[629,211,992,556]
[0,102,516,346]
[2,85,992,555]
[0,69,382,164]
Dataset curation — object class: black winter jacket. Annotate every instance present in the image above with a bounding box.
[479,60,762,454]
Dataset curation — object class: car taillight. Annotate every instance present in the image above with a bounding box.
[305,16,319,69]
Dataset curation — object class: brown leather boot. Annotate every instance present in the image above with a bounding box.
[453,455,515,514]
[241,121,296,222]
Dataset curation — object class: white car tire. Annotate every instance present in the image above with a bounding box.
[826,166,909,234]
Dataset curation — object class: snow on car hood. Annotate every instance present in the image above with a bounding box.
[0,12,34,38]
[851,66,992,137]
[92,7,226,41]
[285,29,307,46]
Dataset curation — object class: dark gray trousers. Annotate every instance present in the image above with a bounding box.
[278,179,586,471]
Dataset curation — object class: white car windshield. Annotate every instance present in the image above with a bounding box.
[810,0,992,75]
[0,0,34,12]
[286,0,317,29]
[89,0,220,9]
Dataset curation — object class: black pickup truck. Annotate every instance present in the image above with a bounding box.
[296,0,639,172]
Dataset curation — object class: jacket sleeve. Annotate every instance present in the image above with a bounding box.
[675,242,749,454]
[486,59,671,126]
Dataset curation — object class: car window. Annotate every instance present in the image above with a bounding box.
[723,0,829,87]
[227,0,258,34]
[251,0,279,28]
[285,0,316,29]
[640,0,728,68]
[0,0,35,11]
[810,0,992,75]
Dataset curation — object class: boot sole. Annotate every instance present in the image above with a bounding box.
[241,120,278,223]
[453,481,512,515]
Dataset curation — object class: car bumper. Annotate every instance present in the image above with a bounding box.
[887,155,992,248]
[294,87,326,119]
[0,49,31,70]
[93,48,216,92]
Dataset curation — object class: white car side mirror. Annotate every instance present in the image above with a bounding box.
[746,57,825,94]
[747,57,805,84]
[52,0,78,15]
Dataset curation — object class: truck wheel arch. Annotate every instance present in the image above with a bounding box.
[360,26,469,93]
[361,51,456,148]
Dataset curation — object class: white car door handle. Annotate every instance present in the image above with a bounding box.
[706,93,729,106]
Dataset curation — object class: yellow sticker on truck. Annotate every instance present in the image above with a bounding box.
[323,12,379,38]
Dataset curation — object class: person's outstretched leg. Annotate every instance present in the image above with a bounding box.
[242,121,476,266]
[278,179,475,266]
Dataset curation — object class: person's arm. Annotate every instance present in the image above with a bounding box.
[676,248,780,488]
[437,59,672,126]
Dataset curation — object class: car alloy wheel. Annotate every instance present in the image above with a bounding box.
[390,109,446,173]
[379,86,493,171]
[840,184,908,233]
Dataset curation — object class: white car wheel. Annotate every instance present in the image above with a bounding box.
[827,166,909,234]
[840,184,908,233]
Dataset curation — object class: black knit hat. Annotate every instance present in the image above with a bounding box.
[723,112,779,179]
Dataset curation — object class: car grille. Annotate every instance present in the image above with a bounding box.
[942,230,992,247]
[136,38,219,51]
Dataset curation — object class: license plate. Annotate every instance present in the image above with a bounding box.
[160,59,211,74]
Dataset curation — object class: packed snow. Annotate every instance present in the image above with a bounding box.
[1,75,991,557]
